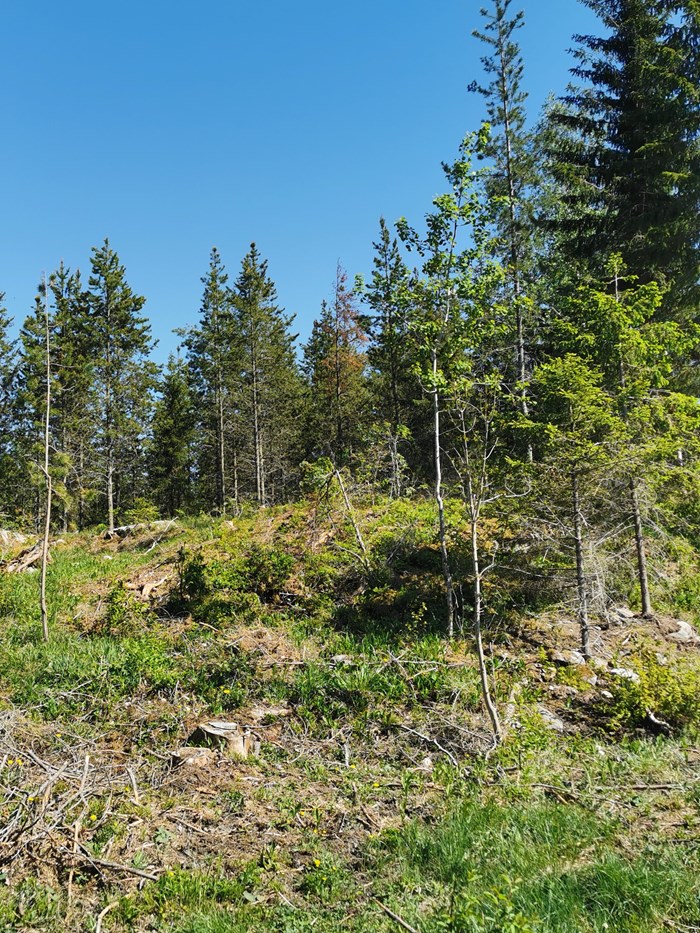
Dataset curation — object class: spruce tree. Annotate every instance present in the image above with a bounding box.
[362,219,419,494]
[303,264,369,468]
[545,0,700,315]
[148,356,196,516]
[0,294,19,523]
[471,0,537,427]
[86,240,154,530]
[183,248,239,512]
[231,244,303,505]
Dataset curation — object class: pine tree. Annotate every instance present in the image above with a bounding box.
[86,240,154,530]
[303,265,369,468]
[231,244,303,505]
[148,356,196,516]
[545,0,700,314]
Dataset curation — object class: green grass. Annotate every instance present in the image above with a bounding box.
[0,508,698,932]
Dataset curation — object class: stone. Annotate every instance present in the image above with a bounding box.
[548,649,585,666]
[547,684,578,699]
[612,606,636,621]
[171,747,216,769]
[667,620,700,645]
[609,667,640,683]
[187,721,261,758]
[248,704,290,723]
[537,705,565,732]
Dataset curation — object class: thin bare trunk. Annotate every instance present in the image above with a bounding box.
[572,472,590,658]
[40,276,52,643]
[469,491,502,741]
[630,479,652,617]
[432,350,455,638]
[614,275,652,617]
[216,370,226,514]
[334,469,368,567]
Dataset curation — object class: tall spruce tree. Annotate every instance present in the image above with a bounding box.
[362,219,419,494]
[86,240,154,531]
[231,244,303,505]
[183,248,239,512]
[303,264,369,467]
[545,0,700,315]
[471,0,537,428]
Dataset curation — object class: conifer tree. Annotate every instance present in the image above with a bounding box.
[471,0,537,428]
[86,240,154,530]
[303,265,369,468]
[526,354,624,657]
[0,294,19,523]
[545,0,700,314]
[362,219,418,494]
[183,248,239,512]
[231,244,303,505]
[148,356,196,516]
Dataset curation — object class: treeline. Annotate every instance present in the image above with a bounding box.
[2,0,700,642]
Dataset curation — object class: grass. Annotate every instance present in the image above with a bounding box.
[0,505,697,931]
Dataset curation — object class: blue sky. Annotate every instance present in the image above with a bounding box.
[1,0,597,360]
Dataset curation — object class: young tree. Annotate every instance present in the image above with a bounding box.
[549,256,700,616]
[148,356,196,516]
[303,264,369,467]
[526,355,624,657]
[86,240,154,531]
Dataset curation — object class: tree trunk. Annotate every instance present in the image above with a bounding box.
[40,277,52,643]
[572,472,591,658]
[630,479,652,617]
[432,349,455,638]
[470,497,502,742]
[216,373,226,514]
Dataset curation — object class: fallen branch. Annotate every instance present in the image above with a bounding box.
[373,898,420,933]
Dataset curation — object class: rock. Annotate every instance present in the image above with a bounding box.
[581,672,598,687]
[248,704,290,723]
[589,657,608,671]
[418,756,434,772]
[612,606,636,621]
[0,529,28,548]
[547,684,579,699]
[537,706,565,733]
[187,721,261,758]
[609,667,640,683]
[171,747,217,769]
[548,649,585,666]
[667,620,700,645]
[600,690,614,699]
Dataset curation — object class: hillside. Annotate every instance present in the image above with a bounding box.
[0,499,698,933]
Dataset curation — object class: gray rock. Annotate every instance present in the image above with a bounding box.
[171,746,217,768]
[667,620,700,645]
[609,667,641,683]
[188,721,261,758]
[537,705,565,732]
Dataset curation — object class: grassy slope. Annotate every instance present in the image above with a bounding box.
[0,498,698,932]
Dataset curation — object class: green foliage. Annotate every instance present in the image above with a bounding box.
[600,649,700,732]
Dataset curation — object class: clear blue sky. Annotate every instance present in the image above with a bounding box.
[1,0,597,360]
